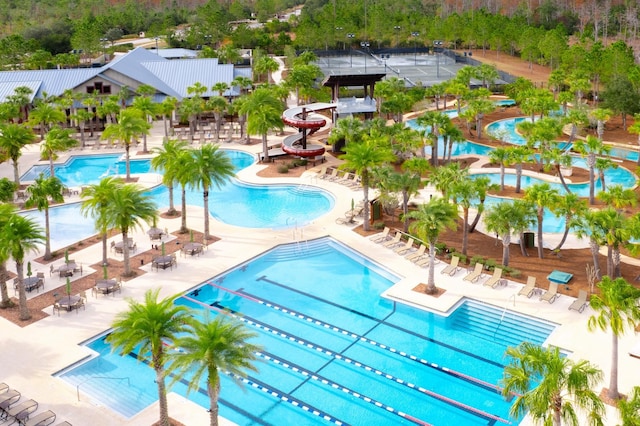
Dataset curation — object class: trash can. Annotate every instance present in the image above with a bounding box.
[523,232,535,248]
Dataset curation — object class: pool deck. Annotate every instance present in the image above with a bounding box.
[0,121,637,426]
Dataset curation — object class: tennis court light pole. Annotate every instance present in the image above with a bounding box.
[411,32,419,65]
[361,41,370,72]
[348,33,355,67]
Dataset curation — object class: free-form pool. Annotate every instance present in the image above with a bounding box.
[58,238,556,425]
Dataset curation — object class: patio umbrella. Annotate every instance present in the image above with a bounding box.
[161,241,165,255]
[27,261,32,277]
[64,249,69,264]
[190,230,194,242]
[65,277,71,296]
[103,265,108,280]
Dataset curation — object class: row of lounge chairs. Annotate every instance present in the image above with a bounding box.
[0,383,69,426]
[369,227,436,267]
[318,167,361,189]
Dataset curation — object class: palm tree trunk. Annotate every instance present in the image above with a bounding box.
[203,188,210,239]
[155,366,170,426]
[537,211,544,259]
[180,186,188,233]
[16,262,30,321]
[501,233,511,266]
[101,233,108,266]
[588,161,596,205]
[122,232,131,276]
[553,224,570,251]
[590,237,602,279]
[124,144,131,181]
[402,191,410,233]
[142,133,148,153]
[607,245,614,278]
[427,243,437,293]
[556,165,572,193]
[613,247,621,277]
[167,185,176,215]
[44,208,52,260]
[362,184,370,232]
[0,263,12,308]
[261,134,269,163]
[12,160,20,185]
[49,158,55,177]
[462,208,469,255]
[515,165,523,193]
[608,333,619,400]
[500,165,505,190]
[209,380,220,426]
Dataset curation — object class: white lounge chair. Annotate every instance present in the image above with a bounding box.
[463,263,485,283]
[406,244,426,262]
[382,233,402,248]
[440,256,460,275]
[23,410,56,426]
[369,227,390,243]
[540,282,559,304]
[483,267,504,288]
[393,238,415,255]
[569,290,588,313]
[518,276,537,298]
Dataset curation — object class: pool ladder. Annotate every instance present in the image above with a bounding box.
[493,294,516,340]
[76,376,130,402]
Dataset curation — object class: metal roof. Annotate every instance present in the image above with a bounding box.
[0,68,99,99]
[0,81,41,103]
[151,48,199,59]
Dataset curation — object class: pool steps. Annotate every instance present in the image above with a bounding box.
[450,300,555,347]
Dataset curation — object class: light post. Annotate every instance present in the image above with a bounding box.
[347,33,355,67]
[394,26,401,47]
[335,26,344,49]
[411,32,419,65]
[434,40,443,78]
[360,41,370,72]
[154,36,159,54]
[100,38,108,59]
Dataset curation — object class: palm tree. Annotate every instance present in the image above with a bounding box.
[327,117,365,151]
[80,177,123,266]
[107,289,192,426]
[71,109,94,148]
[416,110,449,165]
[239,87,283,161]
[186,144,235,240]
[253,56,279,84]
[488,147,510,191]
[151,139,189,216]
[573,209,606,280]
[0,204,18,308]
[468,176,499,233]
[550,193,587,251]
[618,386,640,425]
[131,96,158,153]
[598,184,637,212]
[40,126,77,177]
[501,342,604,426]
[0,123,36,184]
[102,108,151,180]
[588,276,640,401]
[160,97,178,139]
[573,135,611,205]
[0,214,44,320]
[206,96,227,142]
[103,183,158,276]
[28,102,66,140]
[169,314,261,426]
[484,200,535,266]
[407,197,458,294]
[174,150,194,234]
[524,183,560,259]
[340,136,395,232]
[450,178,478,256]
[24,174,64,260]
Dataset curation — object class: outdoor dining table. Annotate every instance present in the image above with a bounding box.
[94,279,119,296]
[181,242,203,257]
[57,295,81,311]
[152,255,174,270]
[57,262,77,278]
[147,227,166,240]
[23,276,43,292]
[114,240,136,253]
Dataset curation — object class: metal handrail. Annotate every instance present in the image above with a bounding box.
[77,376,130,401]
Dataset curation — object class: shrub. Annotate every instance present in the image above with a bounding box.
[456,253,468,264]
[277,164,289,173]
[484,258,497,271]
[509,268,522,278]
[435,242,447,254]
[470,255,485,266]
[373,221,386,230]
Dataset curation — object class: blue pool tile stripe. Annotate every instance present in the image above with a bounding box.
[192,297,512,426]
[233,287,506,395]
[254,351,433,426]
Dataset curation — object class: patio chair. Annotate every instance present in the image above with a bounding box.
[54,422,71,426]
[406,244,426,262]
[0,389,21,413]
[463,263,484,283]
[73,297,85,314]
[569,290,589,313]
[109,241,116,252]
[3,399,37,423]
[319,167,338,181]
[517,276,537,298]
[52,302,62,317]
[36,272,45,284]
[483,267,504,288]
[49,265,56,277]
[171,253,178,269]
[73,263,82,275]
[0,383,7,393]
[440,256,461,276]
[382,233,402,248]
[23,410,56,426]
[394,238,415,255]
[369,227,390,243]
[540,282,559,304]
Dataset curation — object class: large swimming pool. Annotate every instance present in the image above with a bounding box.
[20,151,334,250]
[58,238,556,425]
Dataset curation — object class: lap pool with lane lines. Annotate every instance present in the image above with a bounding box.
[58,238,556,425]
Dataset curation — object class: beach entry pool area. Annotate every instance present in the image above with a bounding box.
[58,238,556,425]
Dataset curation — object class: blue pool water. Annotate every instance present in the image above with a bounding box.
[58,238,556,425]
[20,151,333,250]
[20,151,256,187]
